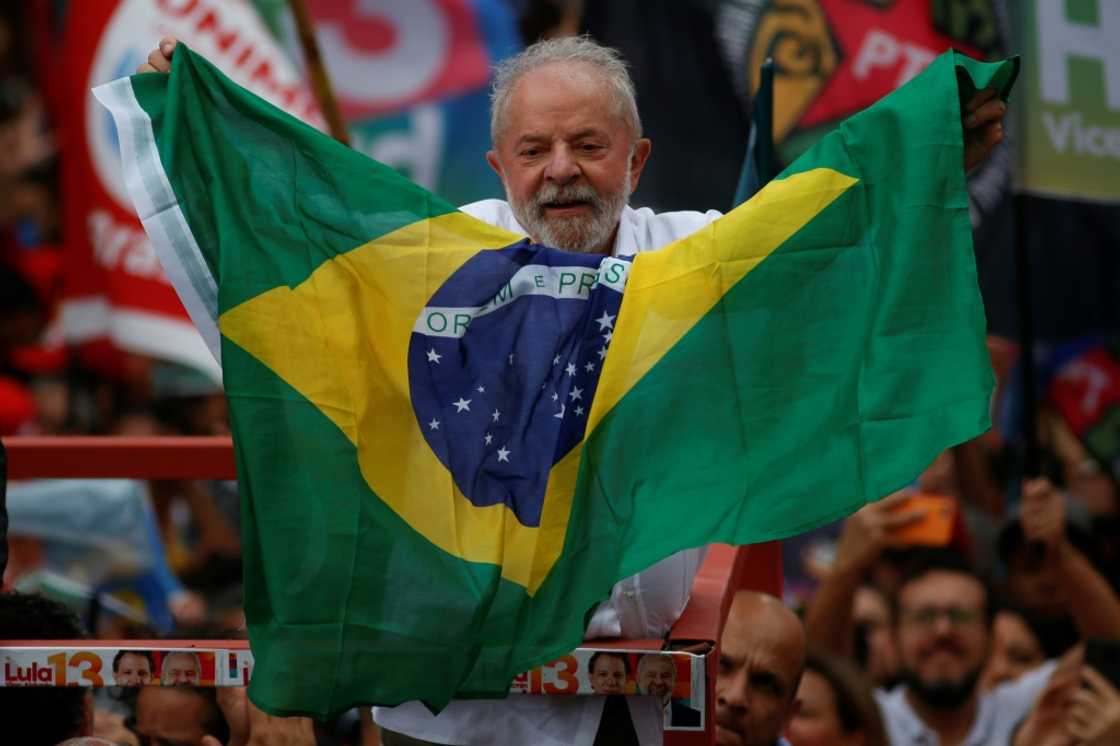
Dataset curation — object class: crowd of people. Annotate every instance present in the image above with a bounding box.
[2,2,1119,745]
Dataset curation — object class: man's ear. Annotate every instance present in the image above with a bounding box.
[486,150,504,180]
[628,138,652,194]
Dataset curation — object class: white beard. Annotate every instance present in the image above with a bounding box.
[507,170,631,254]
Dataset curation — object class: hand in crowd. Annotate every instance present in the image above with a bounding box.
[1020,477,1068,550]
[962,85,1006,172]
[832,490,925,576]
[138,36,178,74]
[1011,661,1078,746]
[1067,666,1120,745]
[201,687,316,746]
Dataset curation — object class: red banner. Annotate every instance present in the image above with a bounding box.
[59,0,321,379]
[308,0,492,120]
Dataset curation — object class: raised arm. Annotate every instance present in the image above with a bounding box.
[804,491,923,655]
[1021,477,1120,640]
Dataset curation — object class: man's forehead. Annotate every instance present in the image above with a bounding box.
[898,570,985,605]
[501,63,627,136]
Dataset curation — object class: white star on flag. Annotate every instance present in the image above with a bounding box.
[453,398,471,413]
[497,446,511,462]
[597,346,608,360]
[551,392,559,402]
[569,386,583,401]
[554,404,565,419]
[477,385,486,393]
[565,362,577,377]
[428,419,440,430]
[492,409,501,422]
[584,361,595,373]
[575,405,584,416]
[426,349,442,364]
[553,354,561,365]
[508,353,514,364]
[484,433,493,445]
[603,330,613,343]
[596,311,616,331]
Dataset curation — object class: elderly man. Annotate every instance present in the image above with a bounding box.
[140,30,1005,745]
[160,651,202,686]
[637,654,702,728]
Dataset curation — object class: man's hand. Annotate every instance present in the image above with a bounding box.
[1067,666,1120,745]
[137,36,178,73]
[1020,477,1069,551]
[202,687,316,746]
[963,86,1006,172]
[833,490,924,577]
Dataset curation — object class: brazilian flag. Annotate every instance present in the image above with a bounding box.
[96,46,1016,718]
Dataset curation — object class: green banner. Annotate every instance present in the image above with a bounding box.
[1018,0,1120,202]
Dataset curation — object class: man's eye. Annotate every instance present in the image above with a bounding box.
[580,143,602,152]
[520,148,540,157]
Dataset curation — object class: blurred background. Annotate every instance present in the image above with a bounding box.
[0,0,1118,743]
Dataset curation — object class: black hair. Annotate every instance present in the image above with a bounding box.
[0,592,89,745]
[891,548,995,627]
[111,649,155,674]
[587,651,631,677]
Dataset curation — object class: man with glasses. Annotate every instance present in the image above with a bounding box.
[876,550,1055,745]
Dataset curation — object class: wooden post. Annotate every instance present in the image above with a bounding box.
[287,0,350,145]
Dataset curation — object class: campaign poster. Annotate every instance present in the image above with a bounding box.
[59,0,322,379]
[1016,0,1120,202]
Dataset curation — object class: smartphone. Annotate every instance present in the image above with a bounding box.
[1085,639,1120,689]
[887,493,956,546]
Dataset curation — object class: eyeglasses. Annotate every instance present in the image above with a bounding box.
[900,606,983,629]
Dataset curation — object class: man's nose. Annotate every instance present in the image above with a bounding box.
[543,145,580,185]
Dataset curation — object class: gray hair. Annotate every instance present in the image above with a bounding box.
[490,36,641,143]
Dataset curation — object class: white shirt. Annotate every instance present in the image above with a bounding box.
[874,659,1057,746]
[372,199,722,746]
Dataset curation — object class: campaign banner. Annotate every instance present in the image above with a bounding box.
[1048,338,1120,479]
[302,0,520,205]
[1016,0,1120,202]
[726,0,992,159]
[59,0,322,379]
[0,644,703,730]
[508,648,706,731]
[0,647,229,688]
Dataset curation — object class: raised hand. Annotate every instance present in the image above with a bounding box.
[137,36,178,74]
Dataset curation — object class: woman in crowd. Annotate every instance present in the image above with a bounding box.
[785,650,887,746]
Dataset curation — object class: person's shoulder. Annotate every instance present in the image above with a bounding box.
[989,659,1058,706]
[623,205,724,254]
[459,198,524,234]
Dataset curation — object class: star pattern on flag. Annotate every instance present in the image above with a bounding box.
[408,243,631,527]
